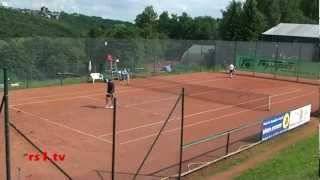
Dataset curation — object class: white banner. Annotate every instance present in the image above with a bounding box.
[289,104,311,130]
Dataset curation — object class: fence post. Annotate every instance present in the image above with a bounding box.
[4,68,11,180]
[253,41,258,77]
[233,41,238,65]
[297,45,302,82]
[213,41,217,71]
[274,43,279,79]
[178,88,185,180]
[318,122,320,178]
[226,132,230,155]
[111,98,117,180]
[318,86,320,113]
[153,56,156,74]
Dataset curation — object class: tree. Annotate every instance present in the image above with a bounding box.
[158,11,171,34]
[193,16,218,40]
[177,12,194,39]
[219,0,243,40]
[240,0,266,41]
[279,0,307,23]
[135,6,158,28]
[106,24,139,39]
[88,25,107,37]
[300,0,318,22]
[256,0,281,27]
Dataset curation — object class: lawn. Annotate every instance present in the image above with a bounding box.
[235,134,319,180]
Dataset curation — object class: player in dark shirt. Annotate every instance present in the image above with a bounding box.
[105,79,115,108]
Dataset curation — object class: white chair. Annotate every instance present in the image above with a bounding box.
[90,73,104,84]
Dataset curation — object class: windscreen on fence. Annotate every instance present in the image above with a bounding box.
[236,55,320,80]
[0,38,318,89]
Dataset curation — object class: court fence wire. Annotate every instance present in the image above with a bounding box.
[0,38,319,91]
[0,38,319,180]
[1,68,72,180]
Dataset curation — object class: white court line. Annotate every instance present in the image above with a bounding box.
[10,77,226,107]
[12,88,103,102]
[10,107,112,144]
[84,96,167,117]
[123,85,291,108]
[98,88,301,138]
[120,91,315,145]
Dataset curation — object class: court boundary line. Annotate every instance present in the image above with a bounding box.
[119,91,315,145]
[97,88,301,138]
[10,77,226,107]
[12,74,224,103]
[84,96,168,118]
[10,107,112,144]
[122,86,296,108]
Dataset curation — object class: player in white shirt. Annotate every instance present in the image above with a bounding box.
[229,64,235,78]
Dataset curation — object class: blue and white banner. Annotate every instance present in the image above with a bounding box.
[261,104,311,142]
[261,113,290,141]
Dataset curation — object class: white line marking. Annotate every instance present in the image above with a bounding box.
[120,91,315,145]
[10,77,226,107]
[97,88,300,138]
[10,107,112,144]
[84,96,167,117]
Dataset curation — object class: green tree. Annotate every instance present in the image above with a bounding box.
[240,0,266,41]
[193,16,218,40]
[219,0,243,40]
[300,0,318,22]
[256,0,281,27]
[106,24,139,39]
[135,6,158,28]
[158,11,171,34]
[178,12,194,39]
[279,0,307,23]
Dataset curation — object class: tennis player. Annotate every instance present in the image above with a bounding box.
[229,63,235,78]
[105,79,115,109]
[123,68,130,85]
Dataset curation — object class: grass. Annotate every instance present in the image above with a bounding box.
[235,134,318,180]
[185,120,318,180]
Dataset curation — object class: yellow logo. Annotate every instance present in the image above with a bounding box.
[282,113,290,129]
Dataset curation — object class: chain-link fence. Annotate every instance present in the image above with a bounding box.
[0,38,319,180]
[0,38,318,89]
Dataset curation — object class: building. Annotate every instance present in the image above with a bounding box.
[0,1,9,7]
[262,23,319,43]
[39,6,61,20]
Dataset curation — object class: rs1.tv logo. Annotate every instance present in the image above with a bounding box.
[27,152,66,161]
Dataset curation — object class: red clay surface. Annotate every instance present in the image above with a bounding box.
[0,72,319,180]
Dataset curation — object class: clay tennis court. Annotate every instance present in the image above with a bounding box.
[1,72,319,180]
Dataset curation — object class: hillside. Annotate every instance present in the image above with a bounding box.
[59,13,132,36]
[0,7,131,37]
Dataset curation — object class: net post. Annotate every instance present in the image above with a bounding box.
[4,68,11,180]
[111,97,117,180]
[178,88,185,180]
[226,132,230,155]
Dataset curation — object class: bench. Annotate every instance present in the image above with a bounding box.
[90,73,104,84]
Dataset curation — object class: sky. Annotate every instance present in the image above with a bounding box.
[0,0,244,22]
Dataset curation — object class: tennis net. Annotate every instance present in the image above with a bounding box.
[130,78,271,111]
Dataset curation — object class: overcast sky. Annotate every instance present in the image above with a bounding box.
[1,0,244,22]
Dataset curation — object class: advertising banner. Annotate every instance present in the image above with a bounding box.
[261,104,311,141]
